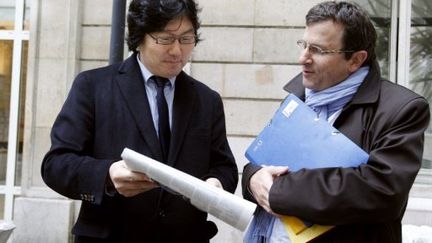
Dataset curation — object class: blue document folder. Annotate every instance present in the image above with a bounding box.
[245,94,369,240]
[245,94,369,171]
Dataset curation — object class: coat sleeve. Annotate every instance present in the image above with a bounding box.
[203,93,238,193]
[41,72,112,205]
[268,96,430,225]
[241,163,262,202]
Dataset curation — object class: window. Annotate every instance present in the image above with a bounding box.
[408,0,432,191]
[357,0,432,190]
[357,0,394,79]
[0,0,30,220]
[410,0,432,170]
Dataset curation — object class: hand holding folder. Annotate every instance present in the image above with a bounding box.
[245,94,369,242]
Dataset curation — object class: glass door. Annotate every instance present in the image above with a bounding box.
[410,0,432,170]
[355,0,432,187]
[356,0,396,81]
[0,0,29,220]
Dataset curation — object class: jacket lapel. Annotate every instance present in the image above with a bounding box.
[167,71,196,166]
[283,73,305,99]
[115,54,163,161]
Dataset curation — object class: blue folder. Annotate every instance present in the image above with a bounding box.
[245,94,369,171]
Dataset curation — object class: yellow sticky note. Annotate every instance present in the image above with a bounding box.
[281,216,309,235]
[280,216,334,243]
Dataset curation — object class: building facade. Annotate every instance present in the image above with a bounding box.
[0,0,431,242]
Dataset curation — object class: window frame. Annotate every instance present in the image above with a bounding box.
[396,0,432,196]
[0,0,28,220]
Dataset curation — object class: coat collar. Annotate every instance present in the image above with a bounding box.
[115,53,197,166]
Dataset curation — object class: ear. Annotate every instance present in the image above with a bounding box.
[348,50,368,72]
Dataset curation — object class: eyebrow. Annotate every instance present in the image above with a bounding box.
[301,39,322,47]
[161,28,195,36]
[308,42,327,49]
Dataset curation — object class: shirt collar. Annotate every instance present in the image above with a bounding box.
[136,53,176,87]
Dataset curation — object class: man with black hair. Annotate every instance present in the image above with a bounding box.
[41,0,238,242]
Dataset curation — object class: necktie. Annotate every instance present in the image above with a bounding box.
[153,76,171,161]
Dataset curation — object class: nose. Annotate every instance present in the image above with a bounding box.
[298,49,312,65]
[168,40,182,56]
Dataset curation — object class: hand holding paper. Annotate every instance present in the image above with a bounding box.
[108,160,158,197]
[121,148,257,232]
[205,177,223,189]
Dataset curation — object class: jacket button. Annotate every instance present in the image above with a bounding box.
[158,210,166,218]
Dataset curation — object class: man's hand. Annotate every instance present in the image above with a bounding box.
[109,160,159,197]
[249,166,288,214]
[205,177,223,189]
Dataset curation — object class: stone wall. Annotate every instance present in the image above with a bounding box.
[10,0,432,242]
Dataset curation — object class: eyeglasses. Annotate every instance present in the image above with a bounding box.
[296,40,354,55]
[148,33,197,45]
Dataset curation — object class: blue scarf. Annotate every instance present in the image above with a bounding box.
[243,66,370,243]
[244,207,276,243]
[305,66,370,120]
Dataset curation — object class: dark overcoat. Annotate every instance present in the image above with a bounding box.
[243,61,430,242]
[42,54,238,243]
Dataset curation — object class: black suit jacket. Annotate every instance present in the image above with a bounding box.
[242,61,430,242]
[42,54,238,242]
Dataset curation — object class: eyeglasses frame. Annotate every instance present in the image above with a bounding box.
[296,40,355,55]
[148,33,197,45]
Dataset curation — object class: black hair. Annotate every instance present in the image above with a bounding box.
[126,0,201,52]
[306,1,377,66]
